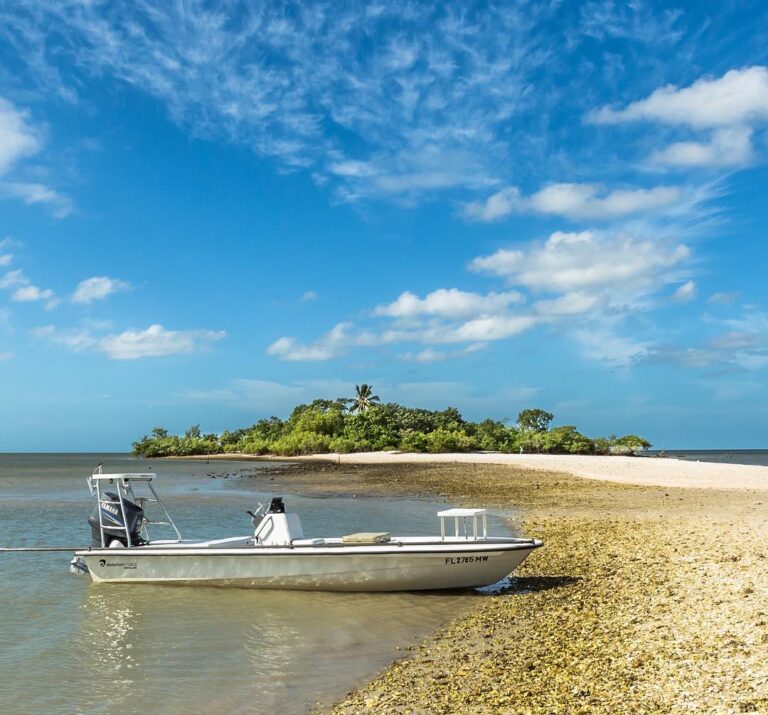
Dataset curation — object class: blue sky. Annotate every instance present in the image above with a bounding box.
[1,0,767,451]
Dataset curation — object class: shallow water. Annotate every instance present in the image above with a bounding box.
[0,454,513,714]
[645,449,768,467]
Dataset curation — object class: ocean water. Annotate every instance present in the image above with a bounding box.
[0,454,514,714]
[645,449,768,466]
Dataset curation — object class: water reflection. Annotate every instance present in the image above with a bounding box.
[81,590,141,683]
[70,585,475,714]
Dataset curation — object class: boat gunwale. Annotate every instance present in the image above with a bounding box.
[76,538,543,558]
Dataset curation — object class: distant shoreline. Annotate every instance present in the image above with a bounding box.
[162,450,768,491]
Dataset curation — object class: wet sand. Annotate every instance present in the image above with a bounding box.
[251,461,768,714]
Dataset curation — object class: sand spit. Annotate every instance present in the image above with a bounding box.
[252,462,768,715]
[182,451,768,491]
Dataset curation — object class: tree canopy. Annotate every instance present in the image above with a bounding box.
[346,384,381,413]
[517,408,554,433]
[132,389,651,459]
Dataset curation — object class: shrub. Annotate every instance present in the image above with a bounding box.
[131,405,651,460]
[239,437,271,455]
[329,436,357,453]
[425,429,476,453]
[269,431,332,456]
[399,429,428,452]
[469,419,516,451]
[610,434,652,454]
[540,426,595,454]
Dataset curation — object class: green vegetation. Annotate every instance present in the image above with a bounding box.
[132,385,652,459]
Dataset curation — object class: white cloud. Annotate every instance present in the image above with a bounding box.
[0,268,56,306]
[0,351,12,361]
[0,269,24,289]
[1,182,73,218]
[572,327,649,367]
[589,66,768,128]
[267,323,353,361]
[0,98,71,216]
[268,307,539,361]
[534,291,604,316]
[12,284,54,303]
[301,290,319,302]
[0,2,560,203]
[673,280,697,302]
[98,325,225,359]
[650,127,754,168]
[267,335,339,362]
[268,222,701,367]
[590,67,768,169]
[34,323,225,359]
[465,183,683,222]
[0,254,12,266]
[328,161,376,178]
[267,321,411,361]
[469,230,690,295]
[374,288,524,320]
[72,276,131,304]
[646,309,768,371]
[463,187,521,222]
[0,98,40,174]
[439,315,537,343]
[708,291,740,305]
[402,343,486,363]
[579,1,683,45]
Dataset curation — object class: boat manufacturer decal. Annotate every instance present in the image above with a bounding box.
[97,559,137,570]
[445,555,489,565]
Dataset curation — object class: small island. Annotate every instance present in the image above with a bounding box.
[132,384,651,458]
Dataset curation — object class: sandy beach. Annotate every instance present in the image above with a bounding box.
[192,451,768,490]
[217,456,768,714]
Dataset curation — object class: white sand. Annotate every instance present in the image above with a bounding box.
[284,452,768,491]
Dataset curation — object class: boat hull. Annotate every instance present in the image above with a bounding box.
[76,541,541,592]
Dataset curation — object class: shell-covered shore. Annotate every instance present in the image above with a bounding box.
[284,462,768,714]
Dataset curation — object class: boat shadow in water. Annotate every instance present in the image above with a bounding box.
[475,574,581,595]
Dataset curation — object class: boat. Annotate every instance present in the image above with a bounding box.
[69,469,543,592]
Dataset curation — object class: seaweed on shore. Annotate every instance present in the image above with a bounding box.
[305,463,768,714]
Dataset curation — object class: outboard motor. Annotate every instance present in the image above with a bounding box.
[267,497,285,513]
[88,491,146,547]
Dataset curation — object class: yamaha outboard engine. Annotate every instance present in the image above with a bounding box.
[267,497,285,513]
[88,491,146,547]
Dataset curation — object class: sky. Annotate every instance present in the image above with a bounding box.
[1,0,767,451]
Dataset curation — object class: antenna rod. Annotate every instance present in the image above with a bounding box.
[0,546,89,552]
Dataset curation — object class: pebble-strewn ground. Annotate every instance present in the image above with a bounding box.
[280,462,768,714]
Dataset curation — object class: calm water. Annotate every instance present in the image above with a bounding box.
[0,454,513,714]
[644,449,768,466]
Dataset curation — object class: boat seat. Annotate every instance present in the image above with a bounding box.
[342,532,391,544]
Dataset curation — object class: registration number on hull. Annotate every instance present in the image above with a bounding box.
[444,555,489,565]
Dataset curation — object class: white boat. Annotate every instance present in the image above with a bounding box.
[70,470,542,592]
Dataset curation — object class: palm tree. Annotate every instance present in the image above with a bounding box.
[348,384,381,413]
